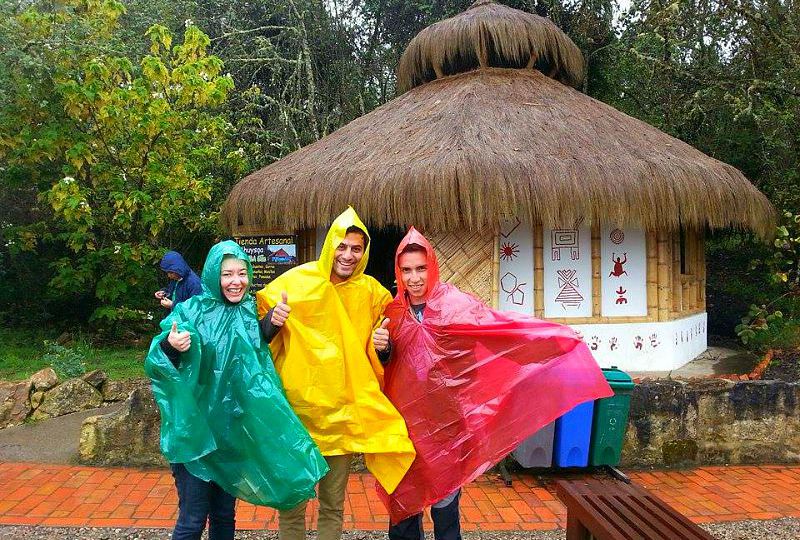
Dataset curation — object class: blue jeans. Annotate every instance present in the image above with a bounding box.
[170,463,236,540]
[388,490,462,540]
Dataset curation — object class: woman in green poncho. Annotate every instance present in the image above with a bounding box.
[145,241,328,540]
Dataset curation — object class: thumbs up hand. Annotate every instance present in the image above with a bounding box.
[271,291,291,327]
[372,318,390,352]
[167,321,192,352]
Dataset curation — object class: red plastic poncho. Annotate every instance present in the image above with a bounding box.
[378,228,613,522]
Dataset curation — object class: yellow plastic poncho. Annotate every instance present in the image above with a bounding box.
[256,207,415,494]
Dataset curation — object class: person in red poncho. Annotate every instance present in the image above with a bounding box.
[372,227,613,538]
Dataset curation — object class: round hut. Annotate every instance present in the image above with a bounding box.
[222,0,774,371]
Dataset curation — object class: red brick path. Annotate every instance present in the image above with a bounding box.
[1,462,799,530]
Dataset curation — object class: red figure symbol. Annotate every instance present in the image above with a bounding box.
[615,286,627,304]
[634,336,643,350]
[609,252,628,277]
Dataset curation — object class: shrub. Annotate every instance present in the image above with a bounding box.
[42,341,87,379]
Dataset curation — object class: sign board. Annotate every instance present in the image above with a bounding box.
[235,235,298,291]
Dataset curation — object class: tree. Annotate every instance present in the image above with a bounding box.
[0,0,244,334]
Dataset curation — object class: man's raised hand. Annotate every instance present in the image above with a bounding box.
[373,318,390,352]
[167,321,191,352]
[271,291,291,327]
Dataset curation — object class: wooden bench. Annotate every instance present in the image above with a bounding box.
[556,478,715,540]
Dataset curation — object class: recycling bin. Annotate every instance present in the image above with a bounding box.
[553,400,594,467]
[512,421,555,467]
[589,367,635,466]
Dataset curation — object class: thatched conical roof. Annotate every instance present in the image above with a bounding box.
[397,0,584,91]
[222,1,774,238]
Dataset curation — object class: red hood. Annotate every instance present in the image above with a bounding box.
[393,227,440,307]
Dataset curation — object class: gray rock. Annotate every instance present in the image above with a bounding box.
[0,380,33,428]
[102,378,149,402]
[32,378,102,420]
[29,367,58,391]
[81,369,108,390]
[79,386,165,467]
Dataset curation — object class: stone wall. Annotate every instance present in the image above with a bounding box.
[74,377,800,469]
[0,369,147,428]
[622,378,800,467]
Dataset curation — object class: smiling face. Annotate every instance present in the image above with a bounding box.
[330,231,366,284]
[220,257,248,303]
[398,250,429,305]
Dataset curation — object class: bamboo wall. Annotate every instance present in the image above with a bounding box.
[426,230,495,306]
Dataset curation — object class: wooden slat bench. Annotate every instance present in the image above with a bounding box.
[556,478,715,540]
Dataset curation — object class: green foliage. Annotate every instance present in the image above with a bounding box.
[735,213,800,351]
[765,212,800,288]
[606,0,799,211]
[41,340,87,379]
[735,304,800,352]
[0,327,145,381]
[0,1,246,335]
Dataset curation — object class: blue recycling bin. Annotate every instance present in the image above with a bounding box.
[553,400,594,467]
[512,421,555,467]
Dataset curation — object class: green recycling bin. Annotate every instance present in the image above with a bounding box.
[589,367,635,466]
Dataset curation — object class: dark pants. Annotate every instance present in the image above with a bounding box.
[388,491,462,540]
[170,463,236,540]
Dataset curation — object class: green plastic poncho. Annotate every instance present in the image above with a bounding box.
[145,240,329,509]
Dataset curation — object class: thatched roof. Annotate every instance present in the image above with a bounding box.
[397,0,585,92]
[222,2,774,238]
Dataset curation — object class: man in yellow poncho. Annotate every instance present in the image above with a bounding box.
[257,207,415,540]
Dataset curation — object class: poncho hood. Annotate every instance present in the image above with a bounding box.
[256,208,416,495]
[316,206,371,279]
[200,240,253,302]
[145,241,327,509]
[380,228,613,522]
[160,250,193,279]
[393,226,440,305]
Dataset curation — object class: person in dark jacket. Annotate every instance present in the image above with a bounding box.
[155,251,203,310]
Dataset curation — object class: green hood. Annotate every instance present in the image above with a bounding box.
[201,240,254,302]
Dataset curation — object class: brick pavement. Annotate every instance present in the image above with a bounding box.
[1,462,799,531]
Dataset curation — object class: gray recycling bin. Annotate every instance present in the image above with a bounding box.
[511,421,555,467]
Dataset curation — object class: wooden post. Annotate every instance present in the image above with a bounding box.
[592,225,601,317]
[698,231,707,310]
[646,230,658,321]
[299,228,315,263]
[672,232,682,315]
[657,230,671,321]
[534,225,545,318]
[492,232,500,309]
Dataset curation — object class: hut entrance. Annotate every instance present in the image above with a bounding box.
[366,225,406,295]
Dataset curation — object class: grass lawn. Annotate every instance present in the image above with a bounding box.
[0,328,147,381]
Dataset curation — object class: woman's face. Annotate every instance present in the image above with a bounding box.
[220,257,248,303]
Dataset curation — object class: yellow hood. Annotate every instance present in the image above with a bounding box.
[316,206,371,280]
[256,207,415,494]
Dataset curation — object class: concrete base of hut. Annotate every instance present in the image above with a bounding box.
[573,312,707,371]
